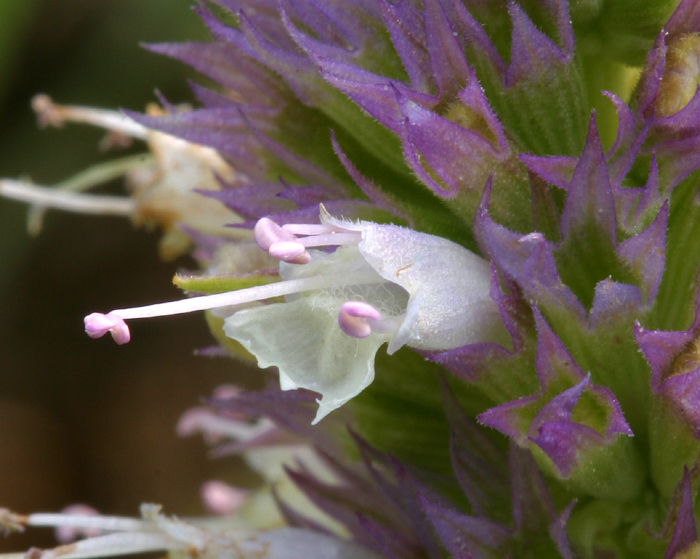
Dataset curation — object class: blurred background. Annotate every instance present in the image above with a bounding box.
[0,0,260,550]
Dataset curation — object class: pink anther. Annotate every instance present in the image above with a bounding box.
[176,408,228,444]
[269,241,311,264]
[211,385,242,400]
[55,505,101,543]
[338,301,381,338]
[200,481,248,515]
[253,217,296,251]
[84,312,131,345]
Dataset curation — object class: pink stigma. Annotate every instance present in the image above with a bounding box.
[338,301,381,338]
[84,312,131,345]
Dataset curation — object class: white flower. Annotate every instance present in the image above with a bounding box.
[226,207,507,422]
[0,96,243,259]
[0,504,381,559]
[84,207,507,423]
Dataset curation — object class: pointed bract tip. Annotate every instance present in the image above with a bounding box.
[84,312,130,345]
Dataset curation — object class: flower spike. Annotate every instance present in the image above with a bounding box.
[10,1,700,556]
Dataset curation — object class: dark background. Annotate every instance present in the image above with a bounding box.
[0,1,259,550]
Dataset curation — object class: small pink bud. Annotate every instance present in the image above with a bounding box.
[200,481,247,515]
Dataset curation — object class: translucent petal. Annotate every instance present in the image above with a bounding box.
[225,294,391,424]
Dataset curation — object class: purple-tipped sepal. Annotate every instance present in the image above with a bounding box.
[477,180,587,324]
[664,468,698,559]
[635,297,700,496]
[479,308,643,500]
[627,1,700,196]
[635,296,700,429]
[522,115,669,312]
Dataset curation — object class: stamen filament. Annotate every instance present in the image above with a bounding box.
[103,269,383,321]
[298,232,361,248]
[370,314,405,334]
[176,409,274,441]
[282,224,343,235]
[0,180,135,216]
[32,95,149,140]
[24,155,154,235]
[40,532,177,559]
[49,155,154,194]
[26,514,145,533]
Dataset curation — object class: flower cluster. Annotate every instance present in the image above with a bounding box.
[4,0,700,558]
